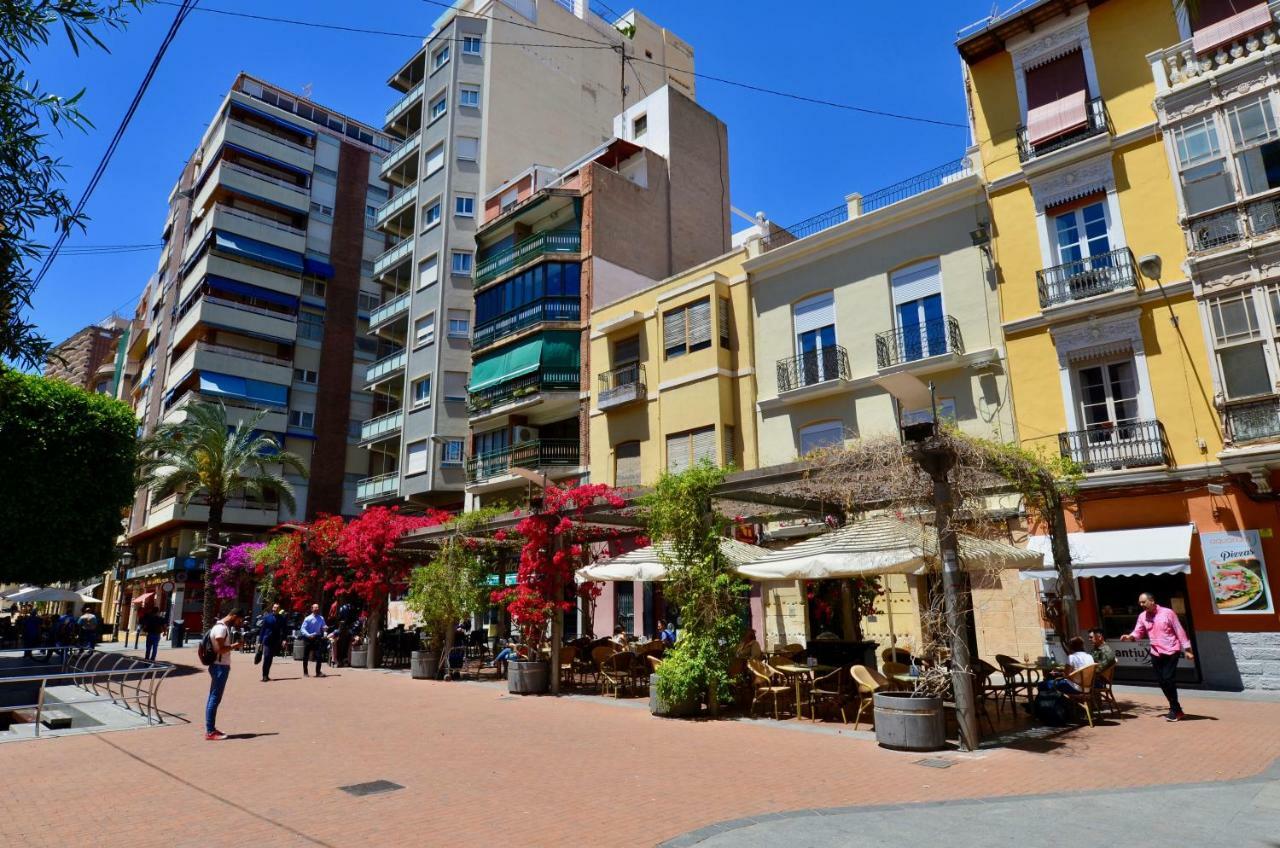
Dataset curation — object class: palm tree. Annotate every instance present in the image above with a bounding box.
[137,401,307,633]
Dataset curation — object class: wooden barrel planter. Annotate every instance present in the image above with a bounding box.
[410,651,437,680]
[872,692,946,751]
[649,674,699,717]
[349,647,369,669]
[507,660,549,695]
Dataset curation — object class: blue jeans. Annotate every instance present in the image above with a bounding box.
[206,664,230,733]
[144,633,160,662]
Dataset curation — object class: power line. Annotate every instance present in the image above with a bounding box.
[32,1,200,288]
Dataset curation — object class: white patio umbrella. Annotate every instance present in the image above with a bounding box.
[1,586,101,604]
[576,537,768,582]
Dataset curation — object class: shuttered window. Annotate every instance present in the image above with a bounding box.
[891,259,942,306]
[425,144,445,177]
[722,425,735,468]
[666,431,691,474]
[718,298,731,348]
[1192,1,1271,54]
[663,298,712,358]
[406,440,429,476]
[613,335,640,366]
[691,426,717,465]
[615,441,641,487]
[443,371,468,401]
[1024,50,1089,145]
[793,292,835,336]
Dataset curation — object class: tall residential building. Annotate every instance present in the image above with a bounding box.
[366,0,695,509]
[465,85,731,508]
[960,0,1278,692]
[117,74,392,633]
[43,317,128,393]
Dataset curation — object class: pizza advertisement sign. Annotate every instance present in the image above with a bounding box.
[1201,530,1274,615]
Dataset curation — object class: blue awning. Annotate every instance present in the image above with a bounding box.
[303,257,334,279]
[198,371,288,408]
[206,274,299,308]
[230,101,316,139]
[224,142,313,179]
[285,430,318,441]
[213,231,304,273]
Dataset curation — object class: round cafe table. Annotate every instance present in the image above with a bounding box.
[772,662,836,719]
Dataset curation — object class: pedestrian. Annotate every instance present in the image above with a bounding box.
[258,603,284,682]
[300,603,327,678]
[21,606,42,661]
[133,612,144,649]
[205,609,244,741]
[333,621,352,668]
[1120,592,1194,721]
[141,605,166,662]
[78,607,99,649]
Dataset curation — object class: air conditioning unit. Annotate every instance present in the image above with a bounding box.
[512,425,539,444]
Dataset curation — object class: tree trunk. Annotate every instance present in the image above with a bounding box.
[439,624,455,678]
[367,600,384,668]
[1046,489,1079,644]
[202,501,224,633]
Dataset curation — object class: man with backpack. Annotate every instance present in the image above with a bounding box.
[201,609,244,741]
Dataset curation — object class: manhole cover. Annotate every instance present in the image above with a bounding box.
[913,758,955,769]
[339,780,404,797]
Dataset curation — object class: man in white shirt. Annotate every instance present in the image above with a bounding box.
[300,604,327,678]
[206,609,244,741]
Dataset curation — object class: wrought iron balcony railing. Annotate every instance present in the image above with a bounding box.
[776,345,851,392]
[1221,396,1280,445]
[466,368,580,414]
[1058,419,1171,474]
[472,298,579,349]
[1016,97,1110,162]
[1037,247,1138,309]
[875,315,963,368]
[466,438,580,483]
[598,363,646,410]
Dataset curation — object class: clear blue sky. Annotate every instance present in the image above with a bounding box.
[28,0,1000,346]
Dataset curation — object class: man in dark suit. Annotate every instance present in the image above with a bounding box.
[258,603,285,682]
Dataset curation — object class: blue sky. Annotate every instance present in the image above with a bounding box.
[27,0,1001,346]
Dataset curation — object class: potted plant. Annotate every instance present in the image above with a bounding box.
[349,632,368,668]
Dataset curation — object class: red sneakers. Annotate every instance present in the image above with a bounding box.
[205,730,228,741]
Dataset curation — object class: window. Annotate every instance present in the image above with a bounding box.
[298,310,324,342]
[632,113,647,139]
[441,438,464,466]
[799,421,844,455]
[1076,359,1140,432]
[718,298,731,348]
[293,368,318,385]
[444,371,468,401]
[456,136,479,161]
[288,410,315,430]
[301,278,326,298]
[418,254,439,289]
[406,440,429,476]
[313,164,337,183]
[1052,198,1111,265]
[473,261,581,326]
[615,440,641,487]
[357,291,380,313]
[414,312,435,348]
[447,308,470,338]
[791,291,837,383]
[451,251,473,275]
[310,201,334,219]
[890,260,947,362]
[1210,289,1272,398]
[429,94,447,121]
[365,204,378,228]
[432,46,449,71]
[1023,49,1089,147]
[422,199,441,229]
[666,426,717,473]
[662,298,712,358]
[455,194,475,217]
[1229,95,1280,196]
[901,398,957,427]
[459,85,480,108]
[462,35,482,55]
[1172,116,1234,214]
[723,425,736,468]
[411,374,432,407]
[425,143,445,177]
[366,185,389,203]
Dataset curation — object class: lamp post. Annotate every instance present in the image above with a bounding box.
[114,549,135,643]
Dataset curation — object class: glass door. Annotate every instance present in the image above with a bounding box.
[798,324,836,385]
[896,293,944,361]
[1076,360,1140,466]
[1053,201,1113,297]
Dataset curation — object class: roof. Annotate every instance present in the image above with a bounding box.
[956,0,1105,63]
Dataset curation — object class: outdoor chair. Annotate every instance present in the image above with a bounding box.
[975,658,1008,716]
[558,646,577,687]
[599,651,635,698]
[882,647,913,666]
[807,665,849,723]
[850,664,887,730]
[995,654,1035,707]
[882,660,909,680]
[1063,664,1098,727]
[646,655,663,673]
[747,658,792,720]
[590,644,617,679]
[1095,664,1120,717]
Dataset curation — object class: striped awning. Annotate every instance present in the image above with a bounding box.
[577,538,767,582]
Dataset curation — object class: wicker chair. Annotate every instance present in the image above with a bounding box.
[807,665,849,723]
[1094,663,1120,717]
[599,651,635,698]
[850,665,887,730]
[1063,664,1098,727]
[881,647,914,666]
[747,658,792,720]
[558,645,577,687]
[995,654,1035,707]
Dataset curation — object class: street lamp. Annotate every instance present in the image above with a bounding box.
[114,549,135,643]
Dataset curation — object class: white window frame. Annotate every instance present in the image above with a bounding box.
[425,143,445,178]
[1204,286,1280,400]
[1028,152,1128,271]
[461,35,482,56]
[293,368,318,385]
[429,94,447,122]
[1008,12,1099,127]
[441,438,465,466]
[406,439,429,476]
[422,198,442,231]
[1049,311,1156,432]
[418,253,439,289]
[454,194,475,217]
[459,85,480,109]
[447,308,470,338]
[411,374,433,408]
[414,312,436,349]
[1049,197,1113,266]
[1226,92,1280,200]
[451,251,473,275]
[431,45,450,72]
[288,409,315,430]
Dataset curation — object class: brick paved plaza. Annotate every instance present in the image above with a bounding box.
[2,648,1279,848]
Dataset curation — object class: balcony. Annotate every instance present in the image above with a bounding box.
[1016,97,1110,163]
[1037,247,1138,309]
[359,409,404,444]
[875,316,964,370]
[472,298,580,349]
[776,346,852,393]
[374,184,417,230]
[598,363,646,411]
[163,390,288,432]
[1222,396,1280,445]
[200,159,309,214]
[1152,1,1280,93]
[173,295,297,346]
[166,340,292,392]
[368,291,410,330]
[356,471,400,502]
[364,350,406,387]
[1058,419,1171,474]
[475,230,581,288]
[373,238,414,278]
[379,131,420,182]
[466,438,580,483]
[188,203,305,260]
[467,368,579,416]
[218,118,314,173]
[384,80,424,127]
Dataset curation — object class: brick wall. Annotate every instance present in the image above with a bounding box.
[1228,632,1280,690]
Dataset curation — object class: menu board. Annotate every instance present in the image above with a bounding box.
[1201,530,1274,615]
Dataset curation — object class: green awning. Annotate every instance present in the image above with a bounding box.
[469,335,544,393]
[540,330,581,370]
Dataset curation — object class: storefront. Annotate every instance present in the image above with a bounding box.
[122,556,203,634]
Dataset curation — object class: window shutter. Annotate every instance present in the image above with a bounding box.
[691,426,717,466]
[793,292,835,335]
[688,300,712,347]
[663,309,684,353]
[406,441,429,475]
[615,441,641,487]
[1025,50,1089,144]
[426,145,445,175]
[666,432,690,473]
[722,425,735,468]
[614,336,640,365]
[419,255,438,288]
[891,259,942,306]
[444,371,468,400]
[718,298,731,347]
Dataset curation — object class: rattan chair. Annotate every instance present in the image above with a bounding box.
[599,651,635,698]
[747,658,792,720]
[558,645,577,687]
[1094,663,1120,717]
[1064,664,1098,727]
[807,665,849,723]
[995,654,1035,707]
[850,664,887,730]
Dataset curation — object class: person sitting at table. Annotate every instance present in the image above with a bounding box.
[658,620,676,647]
[734,628,763,661]
[1089,628,1116,672]
[1041,637,1095,694]
[493,636,522,678]
[610,625,630,648]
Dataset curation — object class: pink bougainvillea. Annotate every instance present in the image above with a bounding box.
[209,542,265,600]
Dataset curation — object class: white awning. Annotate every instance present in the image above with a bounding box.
[577,538,768,582]
[1021,524,1194,580]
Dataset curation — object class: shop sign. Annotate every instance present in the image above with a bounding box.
[483,573,519,587]
[1107,640,1195,669]
[1201,530,1274,615]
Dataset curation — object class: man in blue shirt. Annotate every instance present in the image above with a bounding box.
[300,604,327,678]
[257,603,284,682]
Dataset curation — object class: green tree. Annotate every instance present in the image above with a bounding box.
[137,401,306,632]
[0,367,136,584]
[2,0,150,367]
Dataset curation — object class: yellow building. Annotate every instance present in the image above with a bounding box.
[588,247,757,488]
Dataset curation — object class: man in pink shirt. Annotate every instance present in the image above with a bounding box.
[1120,592,1194,721]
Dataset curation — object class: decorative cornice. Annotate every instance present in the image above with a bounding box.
[1001,280,1193,335]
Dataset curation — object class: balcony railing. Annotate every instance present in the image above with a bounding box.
[466,438,580,483]
[1153,0,1280,92]
[875,316,964,369]
[1016,97,1110,162]
[359,409,403,443]
[227,118,312,155]
[598,363,646,411]
[474,230,581,287]
[356,471,400,502]
[369,291,410,328]
[373,238,413,277]
[200,295,297,323]
[365,350,406,386]
[379,130,421,178]
[1221,396,1280,445]
[1058,419,1171,474]
[1187,193,1280,253]
[194,340,291,369]
[472,298,580,349]
[214,203,305,236]
[776,346,851,392]
[1036,247,1138,309]
[374,184,417,229]
[467,368,580,414]
[384,80,424,126]
[220,160,308,196]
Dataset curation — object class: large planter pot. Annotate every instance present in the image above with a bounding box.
[411,651,438,680]
[872,692,946,751]
[349,648,369,669]
[648,673,699,718]
[507,659,549,695]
